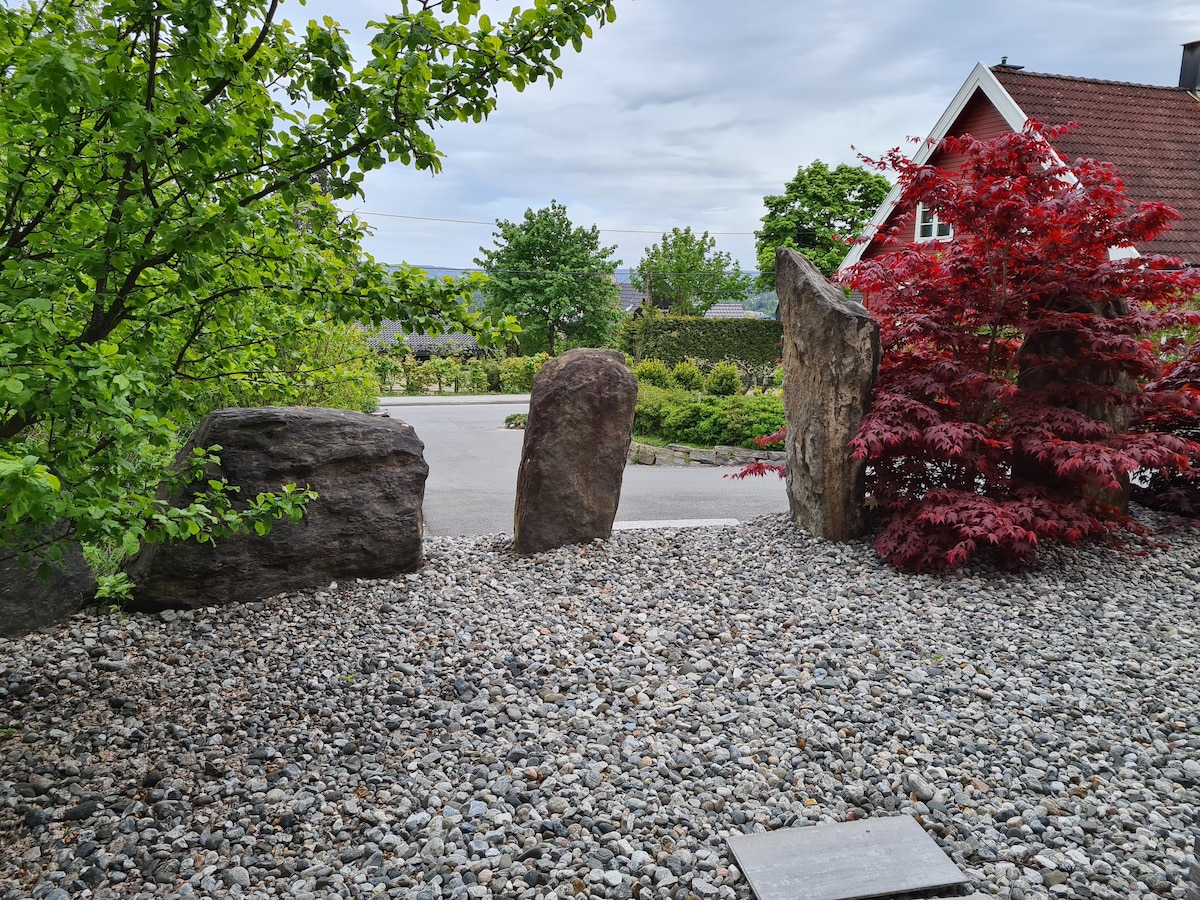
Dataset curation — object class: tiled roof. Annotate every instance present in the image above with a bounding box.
[993,68,1200,264]
[617,283,647,313]
[703,302,747,319]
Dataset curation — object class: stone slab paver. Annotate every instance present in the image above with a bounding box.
[726,816,969,900]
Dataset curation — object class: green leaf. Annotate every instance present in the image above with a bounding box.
[0,0,615,551]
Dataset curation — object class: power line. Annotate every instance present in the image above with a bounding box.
[349,209,757,236]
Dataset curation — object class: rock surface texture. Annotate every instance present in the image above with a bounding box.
[2,510,1198,899]
[0,538,96,638]
[776,248,880,541]
[125,407,427,610]
[514,348,637,554]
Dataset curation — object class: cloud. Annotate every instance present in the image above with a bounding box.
[305,0,1200,270]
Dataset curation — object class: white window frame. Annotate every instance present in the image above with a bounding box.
[916,203,953,242]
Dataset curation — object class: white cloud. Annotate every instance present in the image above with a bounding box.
[304,0,1200,270]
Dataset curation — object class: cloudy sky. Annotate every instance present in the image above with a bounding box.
[303,0,1200,273]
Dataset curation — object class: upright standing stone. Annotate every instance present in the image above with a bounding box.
[514,348,637,554]
[776,248,880,541]
[1016,297,1133,511]
[125,407,428,610]
[0,537,97,638]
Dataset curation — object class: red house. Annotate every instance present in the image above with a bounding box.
[839,41,1200,270]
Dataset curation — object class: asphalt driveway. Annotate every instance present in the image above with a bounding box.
[377,395,789,536]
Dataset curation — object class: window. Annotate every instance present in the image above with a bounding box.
[916,204,952,242]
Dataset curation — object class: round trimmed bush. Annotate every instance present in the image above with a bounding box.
[633,358,674,389]
[671,360,704,391]
[704,361,742,396]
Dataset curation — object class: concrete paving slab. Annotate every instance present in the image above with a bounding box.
[727,816,969,900]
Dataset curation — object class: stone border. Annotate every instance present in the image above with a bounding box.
[627,440,786,468]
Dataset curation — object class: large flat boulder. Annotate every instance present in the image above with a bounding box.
[0,538,96,638]
[125,407,427,610]
[777,248,880,541]
[514,349,637,554]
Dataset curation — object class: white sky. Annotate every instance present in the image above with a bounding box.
[300,0,1200,272]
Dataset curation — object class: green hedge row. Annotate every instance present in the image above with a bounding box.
[616,314,782,369]
[634,385,786,449]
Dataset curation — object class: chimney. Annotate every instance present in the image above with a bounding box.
[1181,40,1200,93]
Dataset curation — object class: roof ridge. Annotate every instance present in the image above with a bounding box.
[991,66,1193,93]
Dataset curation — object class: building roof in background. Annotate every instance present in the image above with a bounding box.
[617,283,647,313]
[703,302,747,319]
[841,55,1200,269]
[993,67,1200,263]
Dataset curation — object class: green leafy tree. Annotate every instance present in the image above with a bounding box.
[0,0,617,562]
[475,201,622,354]
[755,161,890,288]
[631,227,752,316]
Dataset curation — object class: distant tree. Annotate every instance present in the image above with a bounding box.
[742,289,780,319]
[631,227,752,316]
[755,161,890,289]
[476,201,622,354]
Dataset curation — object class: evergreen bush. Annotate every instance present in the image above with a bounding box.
[671,360,704,391]
[704,361,743,396]
[633,358,675,388]
[615,314,782,369]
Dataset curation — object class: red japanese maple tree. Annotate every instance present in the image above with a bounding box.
[840,122,1200,571]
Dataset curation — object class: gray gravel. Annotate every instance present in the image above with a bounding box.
[2,513,1198,900]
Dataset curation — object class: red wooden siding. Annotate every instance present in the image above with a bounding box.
[859,89,1015,261]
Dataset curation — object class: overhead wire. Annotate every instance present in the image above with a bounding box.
[350,211,753,237]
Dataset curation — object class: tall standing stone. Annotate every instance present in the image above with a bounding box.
[514,348,637,554]
[125,407,428,610]
[776,248,880,541]
[1016,297,1133,511]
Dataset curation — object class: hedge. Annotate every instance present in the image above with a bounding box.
[633,385,785,449]
[615,314,782,369]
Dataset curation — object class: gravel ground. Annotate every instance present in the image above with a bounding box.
[2,513,1198,900]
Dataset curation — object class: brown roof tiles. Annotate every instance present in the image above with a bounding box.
[992,68,1200,264]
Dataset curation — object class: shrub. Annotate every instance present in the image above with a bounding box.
[632,384,688,436]
[476,357,504,392]
[615,314,782,369]
[634,386,784,449]
[724,395,788,447]
[1131,347,1200,515]
[663,397,743,447]
[203,320,382,414]
[705,361,743,396]
[375,352,405,393]
[671,360,704,391]
[633,358,674,388]
[462,358,491,393]
[499,353,549,393]
[400,358,433,395]
[842,122,1200,572]
[425,355,465,392]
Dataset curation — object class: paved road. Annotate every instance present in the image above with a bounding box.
[378,396,789,536]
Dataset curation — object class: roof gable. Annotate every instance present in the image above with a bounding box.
[839,61,1200,269]
[840,64,1024,269]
